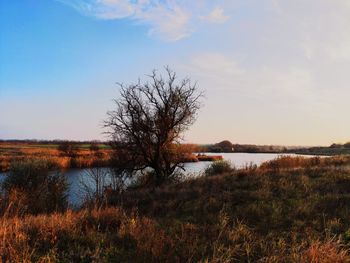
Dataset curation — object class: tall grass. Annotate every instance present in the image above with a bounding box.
[0,143,112,173]
[205,160,234,176]
[1,159,68,216]
[1,155,350,262]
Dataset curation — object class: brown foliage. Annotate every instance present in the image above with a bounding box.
[301,240,349,263]
[1,155,350,261]
[0,142,111,172]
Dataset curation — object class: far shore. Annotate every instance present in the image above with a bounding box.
[1,140,346,173]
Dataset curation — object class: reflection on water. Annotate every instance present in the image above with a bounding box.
[0,153,312,206]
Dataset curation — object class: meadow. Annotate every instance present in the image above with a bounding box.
[0,142,221,173]
[1,154,350,262]
[0,141,112,173]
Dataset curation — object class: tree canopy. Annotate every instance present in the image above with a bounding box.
[104,67,202,186]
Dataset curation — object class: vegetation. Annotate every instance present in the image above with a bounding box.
[0,141,111,173]
[205,160,234,176]
[202,140,291,153]
[0,142,220,173]
[104,67,202,186]
[294,142,350,156]
[1,155,350,261]
[1,159,68,216]
[207,140,235,152]
[2,138,349,173]
[201,140,350,156]
[57,141,79,157]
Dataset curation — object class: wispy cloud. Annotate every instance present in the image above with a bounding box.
[270,0,350,62]
[183,52,331,109]
[57,0,230,41]
[200,7,229,24]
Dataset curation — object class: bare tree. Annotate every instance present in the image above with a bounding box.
[104,67,202,186]
[79,168,107,205]
[79,167,130,206]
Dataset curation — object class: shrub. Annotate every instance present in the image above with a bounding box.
[2,159,68,215]
[57,141,78,157]
[89,143,100,152]
[205,160,233,176]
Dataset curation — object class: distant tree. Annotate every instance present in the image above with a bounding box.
[104,67,202,186]
[330,143,342,149]
[215,140,234,152]
[344,142,350,149]
[89,142,100,152]
[57,141,78,157]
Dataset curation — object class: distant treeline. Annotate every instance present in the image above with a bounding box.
[200,140,292,153]
[1,139,349,155]
[200,140,350,155]
[292,142,350,156]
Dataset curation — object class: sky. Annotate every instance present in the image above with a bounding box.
[0,0,349,146]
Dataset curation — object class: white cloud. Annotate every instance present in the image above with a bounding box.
[201,7,229,24]
[183,53,330,109]
[55,0,350,144]
[136,2,192,41]
[57,0,134,18]
[57,0,230,41]
[271,0,350,62]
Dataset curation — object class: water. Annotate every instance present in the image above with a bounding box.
[0,153,312,206]
[183,152,311,174]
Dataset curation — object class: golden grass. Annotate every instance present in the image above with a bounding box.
[0,142,112,172]
[260,155,350,170]
[302,240,349,263]
[2,152,350,261]
[1,206,349,262]
[0,206,181,262]
[0,142,222,172]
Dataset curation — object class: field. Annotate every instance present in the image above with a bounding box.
[0,142,222,173]
[0,142,112,173]
[1,155,350,262]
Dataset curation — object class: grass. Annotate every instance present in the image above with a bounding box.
[1,155,350,262]
[0,142,112,173]
[0,142,219,173]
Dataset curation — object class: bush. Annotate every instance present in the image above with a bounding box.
[205,160,233,176]
[1,159,68,215]
[89,143,100,152]
[57,141,78,157]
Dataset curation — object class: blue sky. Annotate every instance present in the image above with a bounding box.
[1,0,349,145]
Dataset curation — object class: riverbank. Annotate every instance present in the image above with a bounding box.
[0,142,111,172]
[0,142,223,173]
[3,141,347,173]
[2,155,350,262]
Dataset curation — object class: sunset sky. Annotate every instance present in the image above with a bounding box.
[1,0,349,146]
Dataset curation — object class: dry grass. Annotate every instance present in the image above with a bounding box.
[0,142,111,172]
[1,155,350,262]
[0,142,218,173]
[260,155,350,170]
[301,240,349,263]
[1,207,349,262]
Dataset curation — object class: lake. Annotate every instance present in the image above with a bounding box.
[0,153,313,206]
